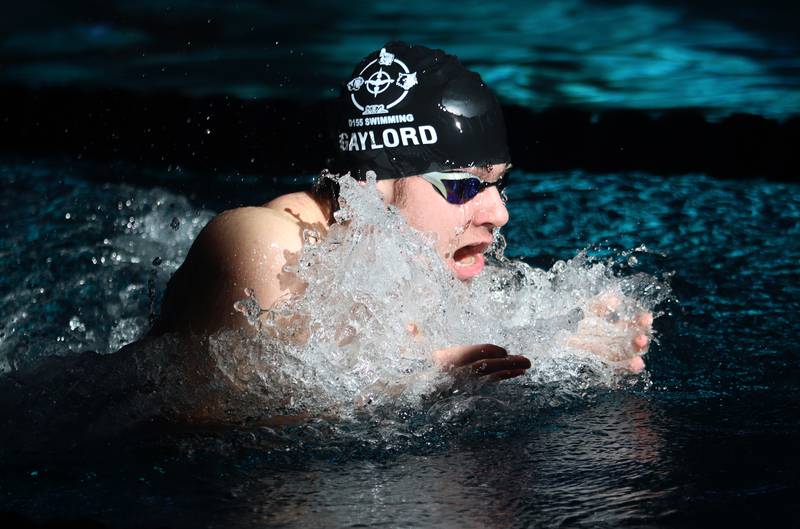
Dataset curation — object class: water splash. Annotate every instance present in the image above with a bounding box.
[0,161,214,371]
[213,173,669,417]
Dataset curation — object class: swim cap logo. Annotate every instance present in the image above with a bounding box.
[347,48,418,115]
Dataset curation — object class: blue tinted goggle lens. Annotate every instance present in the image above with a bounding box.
[422,171,508,205]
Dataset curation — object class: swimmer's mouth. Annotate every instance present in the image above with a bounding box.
[453,242,490,265]
[451,242,490,279]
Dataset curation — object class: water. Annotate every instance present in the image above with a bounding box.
[0,160,215,371]
[2,0,800,118]
[1,157,798,527]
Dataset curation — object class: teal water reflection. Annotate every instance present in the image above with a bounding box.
[1,0,798,118]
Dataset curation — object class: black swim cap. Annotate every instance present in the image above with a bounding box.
[331,42,510,179]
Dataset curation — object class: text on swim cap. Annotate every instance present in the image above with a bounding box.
[348,113,415,128]
[339,125,438,152]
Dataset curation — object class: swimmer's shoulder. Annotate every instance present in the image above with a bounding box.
[263,190,331,238]
[152,192,329,335]
[196,191,329,256]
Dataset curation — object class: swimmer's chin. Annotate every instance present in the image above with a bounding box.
[449,252,485,280]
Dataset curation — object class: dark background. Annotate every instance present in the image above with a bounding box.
[1,0,799,184]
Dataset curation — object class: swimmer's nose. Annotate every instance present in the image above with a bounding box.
[472,186,509,229]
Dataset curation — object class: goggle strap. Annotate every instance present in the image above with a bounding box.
[422,171,477,181]
[421,174,450,198]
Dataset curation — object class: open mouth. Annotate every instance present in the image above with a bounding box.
[451,242,489,279]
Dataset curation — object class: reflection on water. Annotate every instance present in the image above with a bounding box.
[1,0,799,117]
[3,387,797,528]
[225,396,673,529]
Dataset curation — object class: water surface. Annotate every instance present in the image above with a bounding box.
[2,0,800,118]
[1,159,798,527]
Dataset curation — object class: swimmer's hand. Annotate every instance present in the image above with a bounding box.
[567,293,653,373]
[433,344,531,381]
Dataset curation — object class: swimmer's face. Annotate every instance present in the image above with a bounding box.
[377,163,510,280]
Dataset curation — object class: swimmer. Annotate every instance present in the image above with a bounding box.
[149,42,651,379]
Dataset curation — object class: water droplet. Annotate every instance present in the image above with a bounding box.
[69,316,86,332]
[303,228,320,244]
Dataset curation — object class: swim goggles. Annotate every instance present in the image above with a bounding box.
[420,169,510,205]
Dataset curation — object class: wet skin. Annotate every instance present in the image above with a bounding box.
[151,163,652,380]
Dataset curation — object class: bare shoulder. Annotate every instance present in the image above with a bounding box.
[151,191,329,336]
[197,191,328,261]
[264,191,331,234]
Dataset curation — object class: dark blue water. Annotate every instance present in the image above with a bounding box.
[1,159,798,528]
[2,0,800,118]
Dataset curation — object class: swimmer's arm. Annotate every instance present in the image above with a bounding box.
[151,207,304,336]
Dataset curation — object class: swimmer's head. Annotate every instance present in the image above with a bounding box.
[330,42,510,180]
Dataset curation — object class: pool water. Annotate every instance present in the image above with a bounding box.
[1,158,798,527]
[4,0,800,118]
